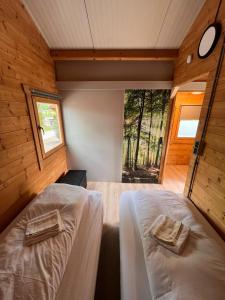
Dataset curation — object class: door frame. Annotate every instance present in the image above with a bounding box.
[161,73,209,190]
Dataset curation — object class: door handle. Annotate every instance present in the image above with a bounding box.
[38,125,45,135]
[193,140,205,156]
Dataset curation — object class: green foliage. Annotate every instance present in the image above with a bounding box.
[122,89,170,183]
[37,103,59,133]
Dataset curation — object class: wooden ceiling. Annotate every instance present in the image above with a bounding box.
[22,0,205,50]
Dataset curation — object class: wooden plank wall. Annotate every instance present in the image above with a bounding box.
[166,92,204,165]
[173,0,225,234]
[0,0,68,231]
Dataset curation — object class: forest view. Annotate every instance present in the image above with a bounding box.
[37,102,62,153]
[122,89,170,183]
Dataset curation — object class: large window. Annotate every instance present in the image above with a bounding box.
[177,105,201,138]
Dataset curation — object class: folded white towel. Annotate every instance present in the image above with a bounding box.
[150,215,182,245]
[24,231,60,246]
[25,209,64,246]
[149,215,189,254]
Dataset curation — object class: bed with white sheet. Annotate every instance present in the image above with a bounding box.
[56,187,102,300]
[120,190,225,300]
[0,184,103,300]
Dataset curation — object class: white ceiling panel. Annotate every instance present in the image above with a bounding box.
[23,0,205,49]
[156,0,205,48]
[22,0,93,48]
[85,0,171,49]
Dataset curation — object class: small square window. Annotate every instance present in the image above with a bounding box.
[177,120,199,138]
[177,105,201,138]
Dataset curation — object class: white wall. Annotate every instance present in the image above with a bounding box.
[62,90,124,181]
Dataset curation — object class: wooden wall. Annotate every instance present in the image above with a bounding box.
[166,92,204,165]
[173,0,225,234]
[0,0,68,231]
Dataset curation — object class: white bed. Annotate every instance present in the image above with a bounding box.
[56,190,102,300]
[120,191,152,300]
[120,190,225,300]
[0,184,103,300]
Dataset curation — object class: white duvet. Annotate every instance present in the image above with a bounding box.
[130,189,225,300]
[0,184,89,300]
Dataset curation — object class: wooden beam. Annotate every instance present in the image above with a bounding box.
[170,86,179,99]
[50,49,178,61]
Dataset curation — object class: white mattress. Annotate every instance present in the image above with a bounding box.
[56,190,103,300]
[120,190,225,300]
[120,191,152,300]
[0,188,103,300]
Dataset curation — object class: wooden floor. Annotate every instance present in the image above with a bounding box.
[163,164,189,193]
[88,165,188,225]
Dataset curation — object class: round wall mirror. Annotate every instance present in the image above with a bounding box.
[198,23,221,59]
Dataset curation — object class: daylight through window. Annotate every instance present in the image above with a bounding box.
[177,105,201,138]
[33,98,64,158]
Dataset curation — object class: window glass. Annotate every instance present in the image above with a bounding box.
[177,105,201,138]
[178,120,199,137]
[36,102,62,153]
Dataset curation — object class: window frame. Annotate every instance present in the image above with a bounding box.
[23,85,65,170]
[33,97,65,159]
[170,101,203,145]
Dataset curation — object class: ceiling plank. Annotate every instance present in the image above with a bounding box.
[50,49,178,61]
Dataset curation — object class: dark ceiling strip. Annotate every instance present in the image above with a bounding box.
[31,89,62,100]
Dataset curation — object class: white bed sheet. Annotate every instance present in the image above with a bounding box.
[133,190,225,300]
[120,191,152,300]
[0,187,103,300]
[56,190,103,300]
[120,189,225,300]
[0,184,89,300]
